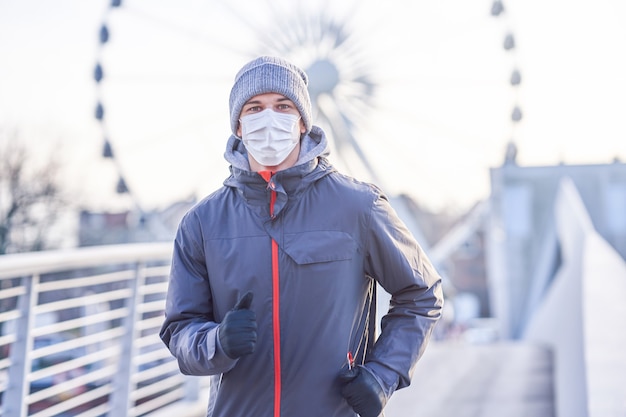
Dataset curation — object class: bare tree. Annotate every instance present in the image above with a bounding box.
[0,129,68,254]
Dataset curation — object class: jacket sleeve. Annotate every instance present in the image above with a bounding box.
[364,190,444,393]
[159,212,237,375]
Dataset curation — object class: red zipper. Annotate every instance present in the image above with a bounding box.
[272,238,281,417]
[260,171,281,417]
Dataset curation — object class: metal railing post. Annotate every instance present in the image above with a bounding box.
[0,243,208,416]
[2,274,38,417]
[109,262,145,417]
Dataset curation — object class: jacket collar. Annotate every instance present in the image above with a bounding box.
[224,125,332,192]
[223,126,334,212]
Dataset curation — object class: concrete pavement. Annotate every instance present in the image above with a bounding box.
[384,341,555,417]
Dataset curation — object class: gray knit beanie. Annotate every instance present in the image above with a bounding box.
[229,56,312,136]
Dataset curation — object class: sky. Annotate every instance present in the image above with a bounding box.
[1,0,625,215]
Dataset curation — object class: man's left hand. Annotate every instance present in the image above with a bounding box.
[339,365,386,417]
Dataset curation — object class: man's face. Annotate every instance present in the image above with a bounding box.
[236,92,306,172]
[236,92,306,138]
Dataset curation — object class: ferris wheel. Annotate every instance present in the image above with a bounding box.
[92,0,523,219]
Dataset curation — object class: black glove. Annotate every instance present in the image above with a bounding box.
[339,365,387,417]
[218,292,257,359]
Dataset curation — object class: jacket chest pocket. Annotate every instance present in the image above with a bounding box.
[282,230,356,265]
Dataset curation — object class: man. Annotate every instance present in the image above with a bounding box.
[160,56,443,417]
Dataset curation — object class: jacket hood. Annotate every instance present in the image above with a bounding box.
[222,126,334,215]
[223,125,330,172]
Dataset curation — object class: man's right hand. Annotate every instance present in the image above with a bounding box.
[218,292,257,359]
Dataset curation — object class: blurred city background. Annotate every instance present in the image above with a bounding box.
[1,0,625,416]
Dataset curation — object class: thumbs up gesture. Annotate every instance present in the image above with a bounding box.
[218,292,257,359]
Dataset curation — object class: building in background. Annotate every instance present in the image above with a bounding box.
[487,159,626,340]
[78,197,196,247]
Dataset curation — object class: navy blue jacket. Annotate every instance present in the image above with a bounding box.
[160,127,443,417]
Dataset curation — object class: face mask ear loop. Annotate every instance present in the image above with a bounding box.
[236,119,243,139]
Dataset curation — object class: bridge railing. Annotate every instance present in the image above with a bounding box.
[0,243,209,417]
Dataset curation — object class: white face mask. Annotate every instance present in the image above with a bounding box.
[239,109,301,167]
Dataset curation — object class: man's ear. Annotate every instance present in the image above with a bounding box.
[236,122,242,138]
[300,119,306,134]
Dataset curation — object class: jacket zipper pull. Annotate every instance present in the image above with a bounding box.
[347,351,355,370]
